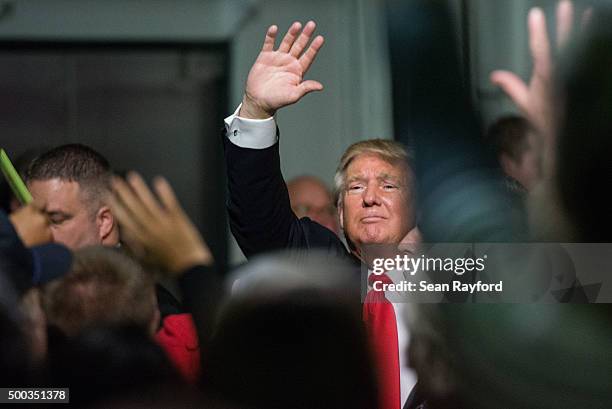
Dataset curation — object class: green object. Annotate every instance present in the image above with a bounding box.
[0,149,32,204]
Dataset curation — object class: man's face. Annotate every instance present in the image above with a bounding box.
[288,177,339,235]
[28,178,101,250]
[338,154,415,253]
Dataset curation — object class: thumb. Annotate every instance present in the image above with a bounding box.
[298,80,324,97]
[490,70,530,113]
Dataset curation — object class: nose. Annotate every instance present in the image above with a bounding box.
[362,185,381,207]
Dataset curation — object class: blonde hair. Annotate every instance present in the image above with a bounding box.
[333,139,415,206]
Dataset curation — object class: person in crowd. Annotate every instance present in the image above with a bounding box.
[109,172,378,408]
[25,144,201,380]
[486,116,542,193]
[403,302,612,409]
[42,246,160,338]
[0,268,33,387]
[46,325,181,406]
[1,204,73,383]
[1,204,72,294]
[35,171,218,406]
[287,175,339,235]
[485,115,541,237]
[398,2,612,409]
[490,0,600,241]
[109,172,220,374]
[109,171,376,409]
[223,21,420,409]
[205,251,378,409]
[41,244,202,383]
[25,144,119,249]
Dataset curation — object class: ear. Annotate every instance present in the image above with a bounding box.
[337,199,345,231]
[96,206,115,244]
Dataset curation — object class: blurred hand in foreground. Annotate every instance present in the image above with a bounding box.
[9,203,52,247]
[110,172,213,275]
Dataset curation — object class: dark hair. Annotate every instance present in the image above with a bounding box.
[204,251,377,409]
[205,291,378,409]
[486,116,532,162]
[42,246,156,337]
[26,144,112,210]
[0,148,49,213]
[46,325,179,406]
[557,8,612,241]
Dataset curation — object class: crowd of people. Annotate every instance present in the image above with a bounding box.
[1,1,611,408]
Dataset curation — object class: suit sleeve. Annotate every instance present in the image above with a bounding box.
[222,125,347,259]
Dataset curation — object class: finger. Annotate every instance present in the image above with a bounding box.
[126,171,163,217]
[289,20,316,57]
[529,7,552,79]
[556,0,574,49]
[278,21,302,53]
[297,80,324,98]
[298,35,324,73]
[261,25,278,52]
[107,194,147,242]
[111,176,151,228]
[490,70,530,114]
[153,176,182,213]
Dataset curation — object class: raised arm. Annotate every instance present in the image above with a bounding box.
[224,22,345,258]
[109,172,220,360]
[9,203,52,247]
[490,0,588,177]
[109,172,213,274]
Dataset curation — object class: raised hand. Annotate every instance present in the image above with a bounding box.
[490,1,584,173]
[110,172,213,274]
[240,21,325,119]
[9,203,52,247]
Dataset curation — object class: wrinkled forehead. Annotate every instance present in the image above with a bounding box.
[345,153,412,183]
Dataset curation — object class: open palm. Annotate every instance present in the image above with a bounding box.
[241,21,325,119]
[491,0,588,175]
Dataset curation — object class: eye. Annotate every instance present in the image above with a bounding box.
[348,184,364,193]
[48,214,69,225]
[382,183,398,191]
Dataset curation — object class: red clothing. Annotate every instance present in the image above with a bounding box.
[363,273,401,409]
[155,313,200,383]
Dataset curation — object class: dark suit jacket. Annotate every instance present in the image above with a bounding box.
[223,130,427,409]
[223,130,349,261]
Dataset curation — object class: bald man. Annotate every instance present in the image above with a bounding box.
[287,175,339,236]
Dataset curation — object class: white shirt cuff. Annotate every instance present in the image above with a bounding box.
[224,104,278,149]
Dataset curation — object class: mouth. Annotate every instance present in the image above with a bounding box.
[361,216,386,223]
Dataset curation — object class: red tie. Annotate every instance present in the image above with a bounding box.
[363,272,401,409]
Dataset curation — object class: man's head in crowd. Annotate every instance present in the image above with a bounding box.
[26,144,119,249]
[487,116,541,191]
[287,175,339,235]
[42,246,159,338]
[208,251,377,409]
[334,139,416,255]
